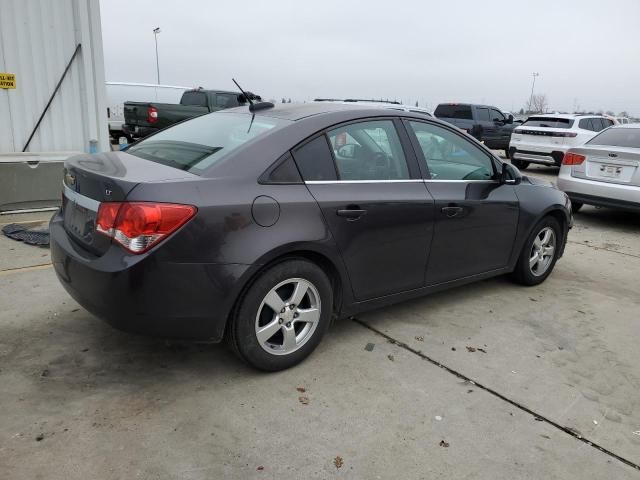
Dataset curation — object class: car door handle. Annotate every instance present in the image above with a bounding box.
[337,206,367,220]
[441,206,464,218]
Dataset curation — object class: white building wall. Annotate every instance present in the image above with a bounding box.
[0,0,108,154]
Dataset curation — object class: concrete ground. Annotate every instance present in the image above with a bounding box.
[1,166,639,479]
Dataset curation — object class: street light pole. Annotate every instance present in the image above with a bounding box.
[528,72,539,113]
[153,27,161,84]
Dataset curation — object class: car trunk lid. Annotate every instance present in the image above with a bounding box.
[62,151,198,255]
[569,146,640,186]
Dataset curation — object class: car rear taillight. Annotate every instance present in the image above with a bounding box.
[555,132,578,138]
[562,152,586,165]
[96,202,197,253]
[147,106,158,124]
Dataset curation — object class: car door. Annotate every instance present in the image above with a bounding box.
[292,119,435,301]
[490,108,511,147]
[475,106,495,144]
[404,119,519,285]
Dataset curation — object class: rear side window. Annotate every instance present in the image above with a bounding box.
[127,112,288,175]
[181,91,208,107]
[587,128,640,148]
[579,118,596,131]
[216,94,238,108]
[477,108,490,121]
[434,105,472,120]
[327,120,410,180]
[521,117,574,129]
[292,136,337,181]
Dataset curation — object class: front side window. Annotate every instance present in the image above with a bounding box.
[408,121,495,181]
[477,108,491,121]
[490,109,505,122]
[327,120,410,180]
[127,113,289,175]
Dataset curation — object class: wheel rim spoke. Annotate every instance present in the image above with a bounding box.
[296,307,320,325]
[540,229,552,246]
[529,252,539,269]
[282,326,297,351]
[263,290,285,313]
[288,280,309,306]
[256,318,282,344]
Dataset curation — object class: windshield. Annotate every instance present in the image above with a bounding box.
[521,117,574,129]
[127,112,290,174]
[587,127,640,148]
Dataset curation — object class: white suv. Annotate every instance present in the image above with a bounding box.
[509,114,615,169]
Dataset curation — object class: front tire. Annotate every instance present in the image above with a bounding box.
[511,159,530,170]
[511,216,562,286]
[229,259,333,371]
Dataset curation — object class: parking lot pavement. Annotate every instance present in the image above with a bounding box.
[1,204,639,479]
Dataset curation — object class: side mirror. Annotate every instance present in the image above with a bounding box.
[507,114,514,124]
[500,162,522,185]
[337,144,357,159]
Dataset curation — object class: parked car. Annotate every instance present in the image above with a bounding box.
[557,124,640,212]
[51,103,571,371]
[433,103,516,154]
[509,114,616,170]
[122,88,258,139]
[106,82,190,142]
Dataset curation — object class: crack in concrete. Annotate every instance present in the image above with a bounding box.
[352,317,640,472]
[568,240,640,259]
[0,263,52,276]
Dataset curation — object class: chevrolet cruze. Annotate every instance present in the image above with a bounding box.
[51,102,572,371]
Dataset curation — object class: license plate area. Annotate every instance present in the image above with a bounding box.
[63,199,96,243]
[587,159,636,183]
[599,164,622,178]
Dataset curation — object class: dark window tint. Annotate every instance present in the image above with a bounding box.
[587,128,640,148]
[181,91,208,107]
[521,117,573,128]
[603,118,615,127]
[261,154,302,184]
[477,108,491,121]
[127,113,288,175]
[434,104,473,120]
[327,120,410,180]
[579,118,594,131]
[216,94,238,108]
[409,121,494,181]
[292,136,337,181]
[490,109,505,122]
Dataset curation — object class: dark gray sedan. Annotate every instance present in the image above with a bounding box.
[51,102,572,371]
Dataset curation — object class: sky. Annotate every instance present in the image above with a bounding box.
[99,0,640,115]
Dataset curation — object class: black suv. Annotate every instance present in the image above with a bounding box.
[434,103,516,156]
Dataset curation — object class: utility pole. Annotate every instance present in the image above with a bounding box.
[153,27,161,84]
[528,72,539,113]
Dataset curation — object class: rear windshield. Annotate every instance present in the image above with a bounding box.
[587,128,640,148]
[127,112,289,174]
[434,105,472,120]
[521,117,574,129]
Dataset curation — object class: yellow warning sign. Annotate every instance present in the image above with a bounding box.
[0,73,16,89]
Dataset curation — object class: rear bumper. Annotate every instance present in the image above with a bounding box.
[557,166,640,212]
[49,211,251,341]
[509,140,569,166]
[122,124,159,139]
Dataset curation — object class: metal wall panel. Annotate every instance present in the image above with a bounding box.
[0,0,108,154]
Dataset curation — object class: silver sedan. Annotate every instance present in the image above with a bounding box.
[557,124,640,213]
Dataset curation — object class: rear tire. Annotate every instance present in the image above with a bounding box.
[229,259,333,371]
[511,159,530,170]
[511,216,562,286]
[571,202,583,213]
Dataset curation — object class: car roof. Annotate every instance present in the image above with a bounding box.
[527,113,604,119]
[222,102,429,121]
[436,102,500,110]
[315,100,432,114]
[613,123,640,129]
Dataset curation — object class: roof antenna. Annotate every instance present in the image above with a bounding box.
[232,78,274,112]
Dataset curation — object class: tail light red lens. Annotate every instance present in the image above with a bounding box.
[562,152,586,165]
[147,106,158,123]
[96,202,196,253]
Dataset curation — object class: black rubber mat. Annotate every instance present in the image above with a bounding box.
[2,223,50,246]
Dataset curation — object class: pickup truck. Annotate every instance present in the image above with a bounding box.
[123,89,256,139]
[434,103,516,156]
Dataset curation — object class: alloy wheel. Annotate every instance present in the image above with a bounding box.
[255,278,321,355]
[529,226,556,276]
